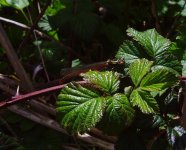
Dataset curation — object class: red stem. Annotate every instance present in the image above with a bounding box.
[0,60,124,108]
[0,81,87,108]
[180,76,186,80]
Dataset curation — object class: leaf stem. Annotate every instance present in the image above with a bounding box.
[20,9,30,23]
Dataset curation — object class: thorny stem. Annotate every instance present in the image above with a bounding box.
[0,81,87,108]
[0,59,124,108]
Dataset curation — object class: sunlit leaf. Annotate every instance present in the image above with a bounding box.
[140,69,178,91]
[45,0,66,16]
[129,59,153,87]
[130,89,159,114]
[127,28,171,57]
[81,71,120,94]
[4,0,29,10]
[57,83,105,133]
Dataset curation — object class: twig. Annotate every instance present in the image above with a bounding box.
[27,7,50,82]
[166,2,186,38]
[151,0,161,33]
[90,128,117,143]
[8,105,114,150]
[0,81,87,108]
[0,82,16,97]
[0,80,56,116]
[17,0,51,52]
[0,16,86,62]
[0,116,17,138]
[0,74,18,87]
[8,105,67,134]
[77,133,114,150]
[62,145,78,150]
[0,23,34,91]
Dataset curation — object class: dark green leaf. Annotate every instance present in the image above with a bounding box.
[0,132,24,150]
[115,40,144,64]
[129,59,153,87]
[140,69,178,92]
[154,53,181,75]
[135,114,165,129]
[167,126,186,146]
[130,89,159,114]
[57,83,105,133]
[81,71,120,94]
[127,28,171,57]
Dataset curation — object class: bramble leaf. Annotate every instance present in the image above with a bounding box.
[127,28,171,57]
[57,83,105,134]
[81,71,120,94]
[129,59,153,87]
[115,40,143,64]
[130,89,159,114]
[140,69,178,92]
[105,93,135,125]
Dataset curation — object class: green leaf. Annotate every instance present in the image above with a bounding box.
[115,40,144,64]
[135,114,165,129]
[140,69,178,92]
[130,89,159,114]
[38,16,52,32]
[129,59,153,87]
[105,94,135,125]
[127,28,171,56]
[57,83,105,133]
[0,132,24,150]
[153,53,181,75]
[45,0,65,16]
[81,71,120,94]
[3,0,29,10]
[181,60,186,76]
[167,126,186,146]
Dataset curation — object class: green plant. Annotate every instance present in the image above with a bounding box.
[56,28,186,149]
[1,0,186,149]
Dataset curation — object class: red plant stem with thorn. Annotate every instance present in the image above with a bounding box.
[0,60,124,108]
[0,81,87,108]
